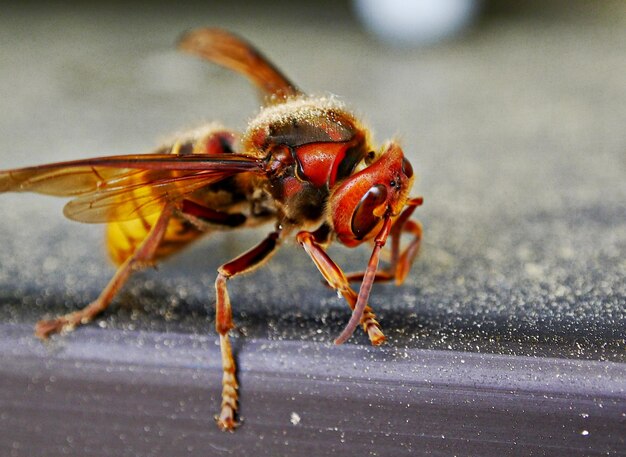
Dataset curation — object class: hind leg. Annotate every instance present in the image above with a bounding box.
[35,206,174,339]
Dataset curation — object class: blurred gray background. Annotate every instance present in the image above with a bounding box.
[1,0,624,359]
[1,1,625,455]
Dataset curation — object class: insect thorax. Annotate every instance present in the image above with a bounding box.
[244,96,373,228]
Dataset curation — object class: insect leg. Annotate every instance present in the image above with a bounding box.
[213,230,281,431]
[180,199,246,228]
[389,219,422,285]
[346,197,423,286]
[35,205,174,339]
[296,230,386,346]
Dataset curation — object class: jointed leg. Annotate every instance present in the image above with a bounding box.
[346,197,423,286]
[389,219,422,285]
[214,230,281,431]
[297,230,385,346]
[35,205,174,339]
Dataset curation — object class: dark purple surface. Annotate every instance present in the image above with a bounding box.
[1,324,625,456]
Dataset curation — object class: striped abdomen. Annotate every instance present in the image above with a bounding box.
[105,125,240,265]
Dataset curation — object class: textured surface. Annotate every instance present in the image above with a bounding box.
[0,1,625,455]
[2,324,625,457]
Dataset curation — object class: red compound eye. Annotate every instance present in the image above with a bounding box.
[351,184,388,240]
[401,157,413,178]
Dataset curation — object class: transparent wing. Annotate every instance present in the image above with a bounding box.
[178,28,301,102]
[0,154,262,223]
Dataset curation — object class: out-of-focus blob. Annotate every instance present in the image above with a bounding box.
[354,0,481,47]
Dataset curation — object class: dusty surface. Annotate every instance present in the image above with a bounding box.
[0,1,625,363]
[1,325,624,456]
[1,3,625,456]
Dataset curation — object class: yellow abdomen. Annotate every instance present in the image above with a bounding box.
[105,126,240,266]
[106,212,203,266]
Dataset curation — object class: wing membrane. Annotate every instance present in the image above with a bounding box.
[0,154,263,223]
[178,28,301,101]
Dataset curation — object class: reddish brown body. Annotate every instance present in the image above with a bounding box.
[0,29,423,431]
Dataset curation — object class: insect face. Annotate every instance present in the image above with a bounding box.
[329,142,415,247]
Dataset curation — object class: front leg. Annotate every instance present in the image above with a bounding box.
[296,228,385,346]
[346,197,423,286]
[213,230,281,431]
